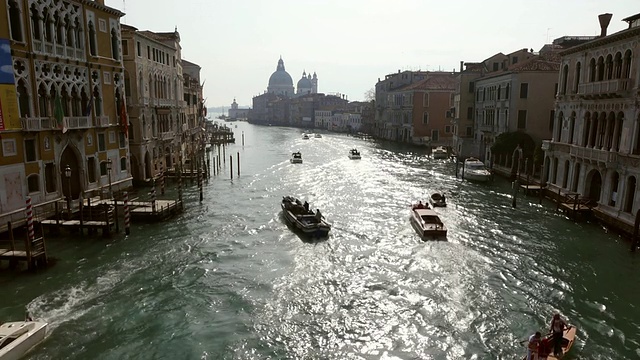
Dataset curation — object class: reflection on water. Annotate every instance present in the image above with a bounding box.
[1,123,638,359]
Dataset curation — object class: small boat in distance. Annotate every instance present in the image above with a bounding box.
[410,205,447,240]
[314,133,322,138]
[302,133,310,140]
[0,319,48,360]
[348,149,361,160]
[520,326,577,360]
[432,146,448,159]
[429,193,447,207]
[290,152,303,164]
[281,196,331,237]
[459,157,492,182]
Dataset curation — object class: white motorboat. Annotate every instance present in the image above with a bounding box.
[459,157,492,182]
[314,133,322,138]
[281,196,331,237]
[429,193,447,207]
[290,152,303,164]
[432,146,448,159]
[0,321,47,360]
[348,148,361,160]
[302,133,310,140]
[410,207,447,240]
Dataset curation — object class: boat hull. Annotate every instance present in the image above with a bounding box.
[281,200,331,238]
[521,326,577,360]
[348,155,361,160]
[290,159,303,164]
[410,210,447,240]
[0,321,47,360]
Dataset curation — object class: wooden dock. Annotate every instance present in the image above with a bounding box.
[0,221,48,270]
[129,199,184,222]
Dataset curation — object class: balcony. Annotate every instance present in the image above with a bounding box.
[578,79,630,98]
[478,123,494,132]
[542,140,570,153]
[160,132,175,141]
[94,116,109,128]
[21,117,54,131]
[55,44,64,56]
[63,116,91,130]
[142,97,150,106]
[570,146,617,164]
[155,99,174,107]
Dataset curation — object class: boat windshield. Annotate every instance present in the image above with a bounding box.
[466,163,486,171]
[421,215,442,224]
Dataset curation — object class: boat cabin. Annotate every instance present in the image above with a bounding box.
[350,149,360,155]
[291,152,302,159]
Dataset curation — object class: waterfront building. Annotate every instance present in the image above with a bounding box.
[542,13,640,233]
[452,62,483,157]
[314,110,332,129]
[228,98,250,120]
[473,48,561,162]
[182,59,205,165]
[0,0,130,226]
[373,70,429,140]
[121,24,184,184]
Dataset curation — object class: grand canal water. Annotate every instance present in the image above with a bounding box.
[2,122,640,359]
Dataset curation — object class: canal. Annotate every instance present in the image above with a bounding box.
[2,122,639,359]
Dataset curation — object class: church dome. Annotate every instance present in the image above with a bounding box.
[297,74,312,90]
[268,58,293,87]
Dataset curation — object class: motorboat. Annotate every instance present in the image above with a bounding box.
[432,146,448,159]
[459,157,492,182]
[0,320,48,360]
[410,206,447,240]
[520,326,576,360]
[281,196,331,237]
[302,133,310,140]
[348,148,361,160]
[314,133,322,138]
[429,193,447,207]
[290,152,303,164]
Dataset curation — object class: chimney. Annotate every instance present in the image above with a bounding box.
[460,61,463,72]
[599,13,613,37]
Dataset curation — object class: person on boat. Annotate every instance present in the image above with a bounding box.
[417,201,425,209]
[303,201,310,212]
[526,331,542,360]
[549,313,569,357]
[315,209,322,222]
[538,335,553,359]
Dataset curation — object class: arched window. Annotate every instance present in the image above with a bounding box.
[622,50,632,79]
[624,176,636,213]
[30,5,41,41]
[43,8,53,42]
[17,79,30,117]
[562,160,570,188]
[93,86,102,116]
[110,28,119,60]
[574,62,581,93]
[582,112,591,147]
[74,18,83,50]
[27,174,40,193]
[497,85,502,99]
[596,56,605,81]
[588,58,596,82]
[610,172,619,206]
[71,86,80,116]
[613,52,622,79]
[54,11,63,45]
[605,54,613,80]
[65,15,73,47]
[81,88,88,116]
[8,0,23,42]
[88,21,96,56]
[561,64,569,94]
[38,83,49,116]
[60,86,70,116]
[568,112,576,144]
[505,84,510,99]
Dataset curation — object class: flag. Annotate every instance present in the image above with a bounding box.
[53,94,67,133]
[120,96,128,137]
[84,93,93,117]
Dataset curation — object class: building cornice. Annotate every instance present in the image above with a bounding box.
[561,27,640,55]
[79,0,125,17]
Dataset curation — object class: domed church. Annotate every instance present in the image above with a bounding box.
[267,57,318,98]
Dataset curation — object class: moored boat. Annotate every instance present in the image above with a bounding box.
[521,326,577,360]
[348,148,361,160]
[281,196,331,237]
[302,133,310,140]
[429,193,447,207]
[410,206,447,240]
[432,146,448,159]
[459,157,492,182]
[290,152,303,164]
[0,320,48,360]
[314,133,322,138]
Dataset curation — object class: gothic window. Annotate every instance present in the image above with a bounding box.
[61,86,70,116]
[65,15,73,47]
[110,28,119,60]
[71,87,81,116]
[605,54,613,80]
[560,65,568,94]
[54,12,63,45]
[30,5,41,40]
[596,56,604,81]
[8,0,23,42]
[81,89,88,116]
[88,21,96,56]
[622,50,632,79]
[574,62,581,92]
[38,83,49,116]
[152,115,157,137]
[75,18,83,50]
[588,58,596,82]
[93,86,102,116]
[613,52,622,79]
[43,9,53,42]
[17,79,30,117]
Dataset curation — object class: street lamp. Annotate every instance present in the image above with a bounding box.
[106,159,113,198]
[64,165,72,218]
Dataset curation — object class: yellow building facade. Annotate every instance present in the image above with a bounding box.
[0,0,131,224]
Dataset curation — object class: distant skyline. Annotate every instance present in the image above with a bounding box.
[106,0,636,107]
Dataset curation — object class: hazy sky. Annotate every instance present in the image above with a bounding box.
[105,0,636,107]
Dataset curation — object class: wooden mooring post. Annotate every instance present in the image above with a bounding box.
[237,152,240,177]
[230,155,233,180]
